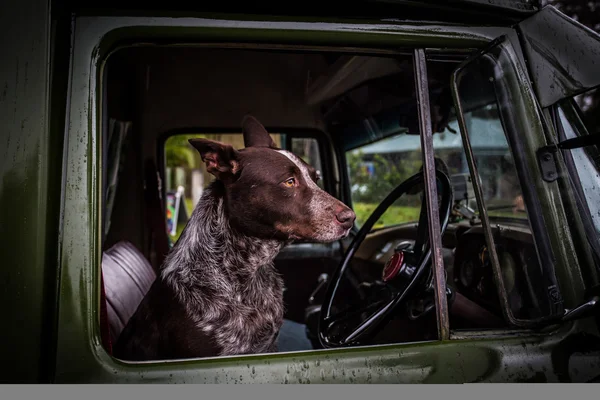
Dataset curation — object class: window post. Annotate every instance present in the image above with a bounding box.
[413,48,450,341]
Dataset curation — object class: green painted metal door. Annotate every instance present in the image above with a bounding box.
[51,12,600,384]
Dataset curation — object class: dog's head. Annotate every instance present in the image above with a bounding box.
[188,116,356,242]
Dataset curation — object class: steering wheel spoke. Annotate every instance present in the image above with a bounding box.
[324,299,389,330]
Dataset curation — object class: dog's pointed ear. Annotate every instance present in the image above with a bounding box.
[188,138,240,181]
[242,115,277,148]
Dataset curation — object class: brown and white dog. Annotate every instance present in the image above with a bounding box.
[114,116,355,361]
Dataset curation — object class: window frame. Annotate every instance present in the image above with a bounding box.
[449,34,584,330]
[413,47,451,340]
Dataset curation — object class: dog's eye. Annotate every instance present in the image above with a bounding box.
[283,178,295,187]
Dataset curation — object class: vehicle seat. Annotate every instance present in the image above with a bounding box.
[101,240,156,348]
[99,156,169,353]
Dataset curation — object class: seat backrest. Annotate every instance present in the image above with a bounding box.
[101,240,156,345]
[144,159,171,272]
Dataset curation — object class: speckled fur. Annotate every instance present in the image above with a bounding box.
[114,116,355,361]
[160,181,286,355]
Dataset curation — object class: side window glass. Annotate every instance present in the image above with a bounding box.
[458,105,526,219]
[452,49,563,324]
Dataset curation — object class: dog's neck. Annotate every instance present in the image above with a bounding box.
[158,181,286,355]
[160,180,285,293]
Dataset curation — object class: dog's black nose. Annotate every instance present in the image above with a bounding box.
[336,208,356,228]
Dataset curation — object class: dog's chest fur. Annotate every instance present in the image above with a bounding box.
[114,182,286,360]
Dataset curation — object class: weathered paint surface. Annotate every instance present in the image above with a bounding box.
[0,0,53,384]
[57,323,600,383]
[380,0,539,15]
[518,5,600,108]
[49,13,600,384]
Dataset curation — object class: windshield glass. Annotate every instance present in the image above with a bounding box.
[454,103,529,221]
[345,103,528,230]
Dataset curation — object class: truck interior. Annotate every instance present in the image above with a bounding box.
[99,44,556,361]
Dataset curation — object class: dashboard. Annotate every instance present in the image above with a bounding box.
[452,224,541,320]
[355,219,548,325]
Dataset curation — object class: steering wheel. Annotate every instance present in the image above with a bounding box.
[318,170,453,348]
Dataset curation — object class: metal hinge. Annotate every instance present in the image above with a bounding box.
[536,145,559,182]
[537,134,600,183]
